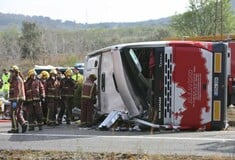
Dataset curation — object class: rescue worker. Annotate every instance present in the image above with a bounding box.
[25,69,45,131]
[73,78,83,109]
[0,79,11,119]
[72,67,84,85]
[8,65,28,133]
[72,67,84,111]
[1,68,11,99]
[80,74,97,127]
[45,69,60,126]
[39,70,50,124]
[58,68,76,124]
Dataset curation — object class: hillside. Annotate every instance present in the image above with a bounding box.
[0,12,169,30]
[1,0,234,31]
[0,13,79,30]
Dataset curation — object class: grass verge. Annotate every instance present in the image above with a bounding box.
[0,150,234,160]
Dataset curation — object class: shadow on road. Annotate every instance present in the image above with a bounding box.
[198,141,235,156]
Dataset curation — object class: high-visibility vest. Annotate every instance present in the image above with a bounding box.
[72,73,84,84]
[2,73,10,91]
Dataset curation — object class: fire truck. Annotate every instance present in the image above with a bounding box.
[83,40,230,131]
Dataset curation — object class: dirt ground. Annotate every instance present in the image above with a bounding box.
[0,150,234,160]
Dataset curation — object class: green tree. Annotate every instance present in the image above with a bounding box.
[170,0,235,36]
[19,21,43,62]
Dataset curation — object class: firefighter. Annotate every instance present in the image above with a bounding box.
[45,69,60,126]
[58,68,76,124]
[39,70,50,124]
[8,65,28,133]
[1,68,10,99]
[80,74,97,127]
[25,69,45,131]
[55,68,65,124]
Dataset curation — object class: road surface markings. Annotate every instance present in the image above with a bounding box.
[0,132,235,142]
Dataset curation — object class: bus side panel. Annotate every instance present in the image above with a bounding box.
[172,45,213,129]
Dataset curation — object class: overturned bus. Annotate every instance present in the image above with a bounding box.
[84,41,229,131]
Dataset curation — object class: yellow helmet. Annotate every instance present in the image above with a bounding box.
[50,69,57,75]
[65,68,73,77]
[89,74,97,81]
[28,69,36,77]
[40,70,49,79]
[10,65,20,73]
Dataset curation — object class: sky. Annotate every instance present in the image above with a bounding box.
[0,0,190,24]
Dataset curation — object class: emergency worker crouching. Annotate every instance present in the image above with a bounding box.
[8,65,28,133]
[39,70,50,124]
[80,74,97,127]
[58,68,76,124]
[45,69,60,126]
[25,69,45,131]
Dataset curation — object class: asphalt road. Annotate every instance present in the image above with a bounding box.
[0,121,235,157]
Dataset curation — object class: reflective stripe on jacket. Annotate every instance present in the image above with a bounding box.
[81,79,96,99]
[9,75,25,101]
[60,77,76,97]
[45,78,60,98]
[25,78,45,101]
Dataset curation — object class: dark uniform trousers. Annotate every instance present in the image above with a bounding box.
[41,100,47,124]
[10,100,26,131]
[58,96,73,123]
[27,101,43,127]
[46,98,58,125]
[80,98,93,124]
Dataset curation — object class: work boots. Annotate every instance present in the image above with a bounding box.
[22,122,28,133]
[8,129,19,133]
